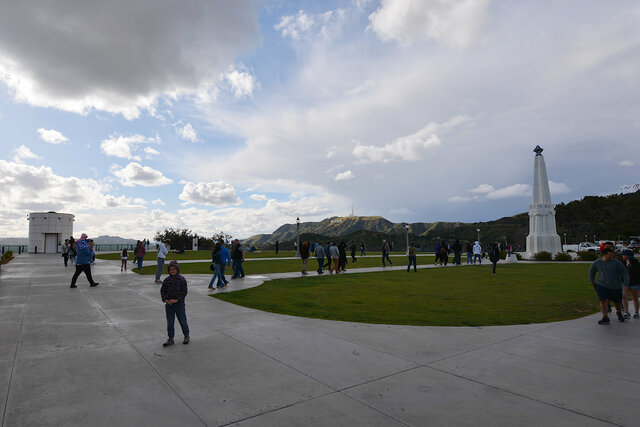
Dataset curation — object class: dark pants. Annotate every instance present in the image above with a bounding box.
[165,300,189,339]
[492,260,498,274]
[71,264,96,286]
[338,257,347,271]
[232,259,244,278]
[453,252,461,265]
[324,257,331,268]
[317,257,324,273]
[441,254,448,265]
[351,252,356,262]
[63,253,69,267]
[382,252,392,267]
[407,256,417,271]
[434,253,440,264]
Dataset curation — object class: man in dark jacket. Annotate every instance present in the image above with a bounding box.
[230,239,245,279]
[300,241,310,275]
[622,249,640,319]
[489,243,500,275]
[161,261,190,346]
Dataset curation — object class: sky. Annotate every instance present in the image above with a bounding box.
[0,0,639,239]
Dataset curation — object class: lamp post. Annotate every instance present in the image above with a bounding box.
[476,228,480,243]
[584,234,587,243]
[405,224,409,251]
[296,217,301,258]
[563,233,567,251]
[593,235,596,244]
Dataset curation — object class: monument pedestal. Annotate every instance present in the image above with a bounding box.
[505,254,518,263]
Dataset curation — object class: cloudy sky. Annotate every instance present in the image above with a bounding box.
[1,0,639,239]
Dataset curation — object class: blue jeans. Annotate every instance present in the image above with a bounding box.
[407,255,417,271]
[360,250,366,257]
[208,263,225,288]
[466,252,472,264]
[137,256,143,270]
[473,254,482,264]
[232,259,244,278]
[317,257,324,273]
[165,300,189,340]
[382,252,392,267]
[156,257,165,280]
[220,264,229,285]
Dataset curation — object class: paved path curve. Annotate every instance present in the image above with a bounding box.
[0,254,637,426]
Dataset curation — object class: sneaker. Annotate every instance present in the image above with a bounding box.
[155,280,162,284]
[90,282,99,287]
[163,339,174,347]
[634,313,639,319]
[183,336,190,345]
[623,312,631,319]
[617,312,625,322]
[598,317,610,325]
[70,284,77,288]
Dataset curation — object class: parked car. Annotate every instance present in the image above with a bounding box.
[563,242,600,253]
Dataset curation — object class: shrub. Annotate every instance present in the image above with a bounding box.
[578,251,599,261]
[554,252,573,262]
[534,251,553,261]
[1,250,13,264]
[499,250,507,260]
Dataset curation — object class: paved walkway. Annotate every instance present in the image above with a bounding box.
[0,254,638,426]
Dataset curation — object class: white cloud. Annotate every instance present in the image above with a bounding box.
[175,123,199,142]
[548,180,571,195]
[618,160,634,167]
[144,146,160,156]
[224,69,258,98]
[179,181,241,206]
[335,170,354,181]
[486,183,530,199]
[448,196,472,202]
[151,199,166,206]
[37,128,68,144]
[12,145,39,162]
[369,0,492,48]
[100,134,160,161]
[353,115,469,163]
[0,1,261,119]
[469,184,495,194]
[250,193,268,201]
[113,162,173,187]
[274,10,314,39]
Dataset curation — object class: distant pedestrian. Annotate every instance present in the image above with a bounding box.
[69,234,99,288]
[439,241,449,266]
[219,241,231,286]
[621,249,640,319]
[69,236,77,265]
[300,241,310,275]
[230,239,245,279]
[350,241,357,262]
[452,240,462,265]
[434,241,441,265]
[314,241,325,274]
[61,239,70,267]
[589,248,629,325]
[134,240,146,270]
[381,240,392,267]
[360,242,366,257]
[161,261,190,347]
[407,242,417,272]
[324,241,332,269]
[466,242,473,264]
[208,242,225,290]
[155,240,169,284]
[338,241,347,271]
[489,243,500,275]
[329,243,340,274]
[473,241,482,264]
[121,248,128,272]
[275,240,279,254]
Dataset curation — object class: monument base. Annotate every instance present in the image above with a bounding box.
[504,254,518,263]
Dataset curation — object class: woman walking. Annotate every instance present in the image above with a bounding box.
[134,241,146,270]
[208,243,226,290]
[120,248,128,271]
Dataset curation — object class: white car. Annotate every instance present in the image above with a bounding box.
[563,242,600,252]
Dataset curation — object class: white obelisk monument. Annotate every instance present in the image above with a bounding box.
[525,146,562,258]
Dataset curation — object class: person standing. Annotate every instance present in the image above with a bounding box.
[61,239,70,267]
[300,241,310,275]
[589,247,629,324]
[324,241,332,269]
[434,241,441,265]
[381,239,393,267]
[452,240,462,265]
[489,243,500,275]
[230,239,245,279]
[621,249,640,319]
[134,241,146,270]
[275,240,280,254]
[473,241,482,264]
[360,242,366,257]
[329,243,340,274]
[465,242,473,264]
[68,236,77,265]
[155,240,169,284]
[121,248,128,272]
[70,233,99,288]
[407,242,417,272]
[338,241,347,272]
[350,241,357,263]
[314,241,325,274]
[161,261,190,347]
[439,241,449,266]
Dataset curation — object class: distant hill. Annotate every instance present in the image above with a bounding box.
[243,190,640,250]
[92,235,138,245]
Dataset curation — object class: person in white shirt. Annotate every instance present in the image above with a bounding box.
[473,241,482,264]
[155,240,170,284]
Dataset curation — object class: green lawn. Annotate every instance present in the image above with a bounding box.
[130,254,437,275]
[213,264,598,326]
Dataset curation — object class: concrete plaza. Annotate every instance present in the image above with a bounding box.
[0,254,638,426]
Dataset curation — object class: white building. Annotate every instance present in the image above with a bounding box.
[27,212,75,253]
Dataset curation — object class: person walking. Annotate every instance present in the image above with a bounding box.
[350,241,357,263]
[338,241,347,272]
[329,243,340,274]
[489,243,500,275]
[314,241,325,274]
[300,241,310,275]
[407,242,417,272]
[120,248,128,272]
[473,241,482,264]
[275,240,279,254]
[381,239,393,267]
[69,233,99,288]
[439,241,449,266]
[360,242,366,257]
[61,239,70,267]
[134,240,146,270]
[155,240,169,284]
[161,261,190,347]
[324,241,332,269]
[208,243,225,290]
[452,239,462,265]
[219,241,231,286]
[589,247,629,324]
[434,241,441,265]
[621,249,640,319]
[68,236,77,265]
[465,242,473,264]
[230,239,245,279]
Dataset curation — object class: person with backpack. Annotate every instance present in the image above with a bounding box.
[381,239,393,267]
[489,243,500,275]
[120,248,128,272]
[621,249,640,319]
[161,261,190,347]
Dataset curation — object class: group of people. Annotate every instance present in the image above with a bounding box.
[306,241,359,275]
[208,239,245,290]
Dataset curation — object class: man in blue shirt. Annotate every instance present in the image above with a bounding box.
[218,241,231,287]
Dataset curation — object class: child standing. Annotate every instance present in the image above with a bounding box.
[161,261,190,346]
[121,248,128,271]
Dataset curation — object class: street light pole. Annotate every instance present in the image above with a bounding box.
[296,217,301,258]
[405,224,409,251]
[563,233,567,251]
[593,235,596,244]
[584,234,587,243]
[476,228,480,243]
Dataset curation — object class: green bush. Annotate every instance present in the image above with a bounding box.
[577,251,599,261]
[1,250,13,264]
[534,251,553,261]
[554,252,573,262]
[499,250,507,260]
